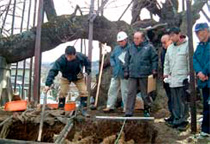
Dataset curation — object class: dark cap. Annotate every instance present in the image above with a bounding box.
[194,23,209,32]
[167,27,181,34]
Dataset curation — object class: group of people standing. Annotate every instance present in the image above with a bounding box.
[103,22,210,136]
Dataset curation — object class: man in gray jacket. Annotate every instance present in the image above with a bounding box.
[164,27,189,131]
[124,32,158,117]
[103,31,130,113]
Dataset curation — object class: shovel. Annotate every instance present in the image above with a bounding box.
[91,46,107,110]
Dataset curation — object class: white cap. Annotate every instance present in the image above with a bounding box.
[117,31,128,42]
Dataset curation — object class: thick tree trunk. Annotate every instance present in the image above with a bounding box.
[0,57,12,106]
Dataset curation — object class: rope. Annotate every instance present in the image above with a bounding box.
[114,119,126,144]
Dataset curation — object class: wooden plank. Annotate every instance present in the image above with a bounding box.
[0,138,52,144]
[96,116,155,120]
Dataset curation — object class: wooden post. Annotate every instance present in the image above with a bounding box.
[186,0,197,133]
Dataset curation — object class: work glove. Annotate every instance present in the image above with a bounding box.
[124,72,129,80]
[77,72,84,79]
[152,70,157,79]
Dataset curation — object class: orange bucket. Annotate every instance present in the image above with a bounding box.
[5,100,27,112]
[64,102,76,111]
[47,104,58,109]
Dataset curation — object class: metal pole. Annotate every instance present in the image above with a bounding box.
[33,0,44,104]
[0,0,12,34]
[118,0,134,21]
[22,0,32,99]
[28,0,37,102]
[18,0,26,99]
[87,0,95,97]
[11,0,16,35]
[12,0,18,92]
[99,0,103,70]
[186,0,197,133]
[182,0,185,11]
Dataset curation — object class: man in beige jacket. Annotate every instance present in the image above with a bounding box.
[164,27,189,131]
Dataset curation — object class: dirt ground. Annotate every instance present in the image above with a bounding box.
[0,108,209,144]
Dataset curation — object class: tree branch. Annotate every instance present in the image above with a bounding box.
[43,0,57,21]
[0,15,132,63]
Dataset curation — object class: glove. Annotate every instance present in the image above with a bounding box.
[124,72,129,79]
[152,70,157,79]
[77,72,84,79]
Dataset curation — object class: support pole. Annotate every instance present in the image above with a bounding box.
[87,0,95,99]
[28,0,38,102]
[22,0,32,100]
[118,0,134,21]
[19,0,27,99]
[0,0,12,34]
[186,0,197,133]
[33,0,44,104]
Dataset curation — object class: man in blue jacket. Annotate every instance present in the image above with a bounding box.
[45,46,91,117]
[103,31,130,113]
[124,31,158,117]
[193,22,210,137]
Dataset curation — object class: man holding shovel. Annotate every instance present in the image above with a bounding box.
[44,46,91,117]
[103,31,130,113]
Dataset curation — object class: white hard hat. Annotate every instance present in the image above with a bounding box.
[117,31,128,42]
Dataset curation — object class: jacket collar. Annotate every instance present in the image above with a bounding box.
[199,36,210,45]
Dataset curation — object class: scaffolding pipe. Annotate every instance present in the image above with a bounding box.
[12,0,18,92]
[22,0,32,99]
[0,0,12,34]
[28,0,37,102]
[33,0,44,104]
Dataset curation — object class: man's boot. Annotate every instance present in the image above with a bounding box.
[143,106,151,117]
[80,97,90,117]
[58,97,66,109]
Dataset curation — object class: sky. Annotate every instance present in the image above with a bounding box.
[0,0,209,63]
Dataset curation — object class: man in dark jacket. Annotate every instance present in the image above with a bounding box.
[124,32,158,117]
[193,23,210,137]
[45,46,91,116]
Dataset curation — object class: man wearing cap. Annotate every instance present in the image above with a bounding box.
[164,27,190,131]
[124,31,158,117]
[193,22,210,137]
[45,46,91,117]
[103,31,130,113]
